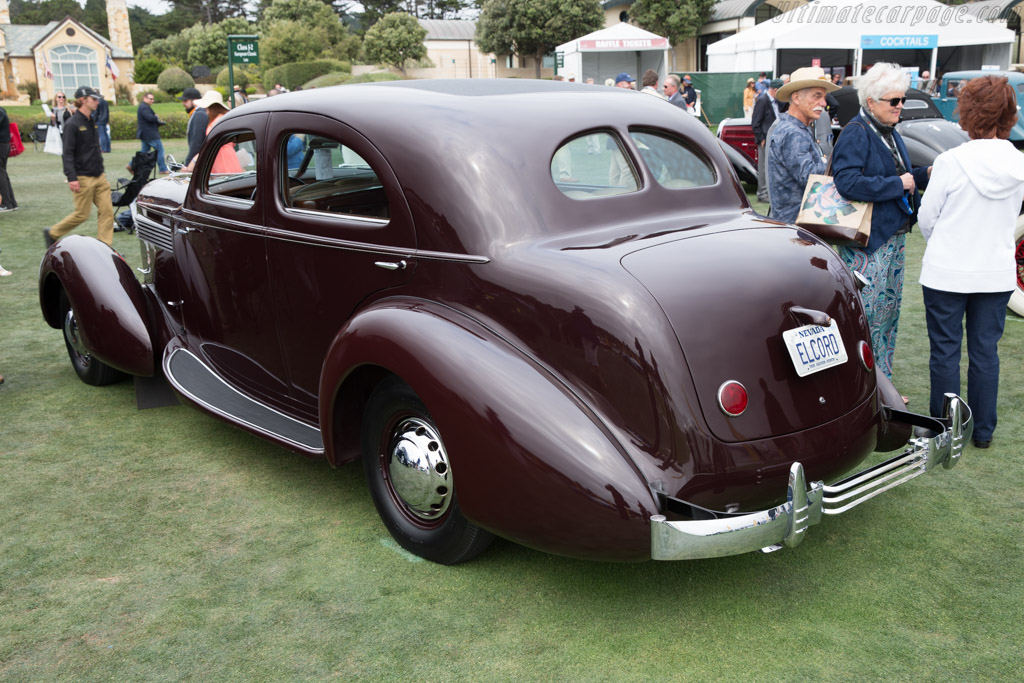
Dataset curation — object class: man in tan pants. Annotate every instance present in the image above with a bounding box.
[45,86,114,247]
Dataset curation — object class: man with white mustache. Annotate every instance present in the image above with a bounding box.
[765,66,841,222]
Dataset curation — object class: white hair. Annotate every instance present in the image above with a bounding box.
[857,63,910,108]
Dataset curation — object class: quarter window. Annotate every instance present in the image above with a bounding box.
[629,131,716,189]
[281,133,389,220]
[203,130,258,202]
[551,132,639,199]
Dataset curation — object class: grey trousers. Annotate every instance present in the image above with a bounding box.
[756,141,768,202]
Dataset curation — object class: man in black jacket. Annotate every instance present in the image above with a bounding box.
[44,86,114,247]
[93,94,110,153]
[751,78,785,202]
[137,91,169,174]
[180,87,209,166]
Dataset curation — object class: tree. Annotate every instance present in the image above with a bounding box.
[362,11,427,76]
[82,0,108,38]
[157,66,194,97]
[11,0,83,25]
[260,20,335,69]
[186,17,255,73]
[630,0,717,57]
[262,0,348,43]
[164,0,250,25]
[476,0,603,79]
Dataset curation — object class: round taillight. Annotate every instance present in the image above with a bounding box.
[858,340,874,371]
[718,381,748,416]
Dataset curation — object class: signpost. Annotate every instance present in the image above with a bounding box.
[227,34,259,108]
[855,34,938,80]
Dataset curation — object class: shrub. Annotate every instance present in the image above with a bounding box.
[157,67,194,97]
[215,67,250,90]
[115,83,134,105]
[109,110,188,140]
[261,60,350,91]
[17,81,39,102]
[133,57,165,84]
[138,89,175,104]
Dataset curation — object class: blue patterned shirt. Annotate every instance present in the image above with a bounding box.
[767,112,827,223]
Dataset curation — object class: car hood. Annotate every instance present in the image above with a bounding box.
[621,225,876,443]
[897,118,968,154]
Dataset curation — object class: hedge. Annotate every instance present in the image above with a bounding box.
[10,111,189,141]
[262,60,350,91]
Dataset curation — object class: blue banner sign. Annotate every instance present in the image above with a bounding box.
[861,34,938,50]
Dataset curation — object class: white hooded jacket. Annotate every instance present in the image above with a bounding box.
[919,138,1024,293]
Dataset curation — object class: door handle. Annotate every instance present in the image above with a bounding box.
[374,260,407,271]
[177,226,199,234]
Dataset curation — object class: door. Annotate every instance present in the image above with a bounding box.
[173,113,292,409]
[263,112,417,419]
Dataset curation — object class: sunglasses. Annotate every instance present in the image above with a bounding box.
[56,95,66,99]
[880,96,907,107]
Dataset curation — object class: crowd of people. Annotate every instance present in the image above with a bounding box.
[761,62,1023,448]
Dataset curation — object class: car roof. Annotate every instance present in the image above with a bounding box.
[942,70,1024,81]
[832,86,942,126]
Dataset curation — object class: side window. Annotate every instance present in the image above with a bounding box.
[203,130,258,201]
[945,79,962,97]
[551,132,639,199]
[629,131,716,189]
[282,132,389,220]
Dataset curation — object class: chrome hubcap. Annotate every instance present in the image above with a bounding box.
[387,417,452,520]
[63,309,89,359]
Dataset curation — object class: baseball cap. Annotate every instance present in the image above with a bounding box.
[683,75,692,82]
[769,78,784,89]
[614,72,635,84]
[74,86,100,99]
[178,87,201,101]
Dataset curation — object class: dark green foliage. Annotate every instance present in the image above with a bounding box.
[216,67,252,90]
[11,0,84,25]
[133,58,166,85]
[157,67,195,97]
[137,88,175,104]
[362,11,427,75]
[261,60,351,91]
[82,0,108,37]
[475,0,604,78]
[630,0,718,46]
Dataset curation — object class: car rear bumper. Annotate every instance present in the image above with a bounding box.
[650,394,971,560]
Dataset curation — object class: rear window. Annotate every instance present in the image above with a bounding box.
[629,130,716,189]
[551,132,639,199]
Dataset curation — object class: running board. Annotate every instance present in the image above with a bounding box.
[164,348,324,452]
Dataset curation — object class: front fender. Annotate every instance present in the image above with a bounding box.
[320,299,660,561]
[39,235,154,376]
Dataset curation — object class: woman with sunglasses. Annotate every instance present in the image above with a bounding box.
[50,92,74,133]
[831,62,931,382]
[917,76,1024,449]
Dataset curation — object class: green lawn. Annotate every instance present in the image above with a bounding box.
[1,144,1022,680]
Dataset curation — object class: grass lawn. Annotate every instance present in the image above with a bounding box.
[1,144,1023,680]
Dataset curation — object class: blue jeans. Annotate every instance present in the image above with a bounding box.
[98,123,110,152]
[922,287,1012,441]
[141,138,168,172]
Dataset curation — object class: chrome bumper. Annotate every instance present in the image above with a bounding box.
[651,394,971,561]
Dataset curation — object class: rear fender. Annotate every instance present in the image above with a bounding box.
[875,366,913,452]
[39,235,154,376]
[320,299,660,561]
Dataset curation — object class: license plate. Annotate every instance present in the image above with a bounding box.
[782,321,848,377]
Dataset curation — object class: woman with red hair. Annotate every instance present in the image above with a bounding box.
[918,75,1024,448]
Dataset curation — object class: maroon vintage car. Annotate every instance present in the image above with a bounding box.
[39,80,970,564]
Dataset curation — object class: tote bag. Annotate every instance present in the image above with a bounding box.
[8,123,24,157]
[794,122,872,248]
[44,125,63,155]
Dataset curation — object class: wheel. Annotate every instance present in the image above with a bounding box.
[59,290,125,386]
[1010,213,1024,316]
[361,376,493,564]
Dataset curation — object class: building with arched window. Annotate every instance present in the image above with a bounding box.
[0,0,134,104]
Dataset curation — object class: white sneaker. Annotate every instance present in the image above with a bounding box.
[0,265,11,277]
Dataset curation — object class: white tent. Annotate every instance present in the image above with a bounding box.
[556,22,670,85]
[707,0,1014,74]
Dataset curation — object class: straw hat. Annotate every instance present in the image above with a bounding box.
[194,89,227,111]
[776,66,840,102]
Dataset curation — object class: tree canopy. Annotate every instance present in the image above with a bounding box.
[362,11,427,75]
[475,0,603,78]
[629,0,717,49]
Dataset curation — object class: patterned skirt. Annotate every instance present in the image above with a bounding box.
[837,234,906,379]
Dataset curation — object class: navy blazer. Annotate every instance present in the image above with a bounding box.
[832,112,929,253]
[136,102,161,141]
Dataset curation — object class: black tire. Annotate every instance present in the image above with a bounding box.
[59,290,125,386]
[361,376,493,564]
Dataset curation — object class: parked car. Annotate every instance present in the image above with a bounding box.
[933,70,1024,143]
[39,80,971,564]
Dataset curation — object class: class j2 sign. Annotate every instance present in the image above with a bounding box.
[861,34,938,50]
[230,38,260,64]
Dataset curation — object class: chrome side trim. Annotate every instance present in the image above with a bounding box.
[163,347,324,454]
[651,394,971,561]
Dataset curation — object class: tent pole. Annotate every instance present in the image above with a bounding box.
[930,49,938,79]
